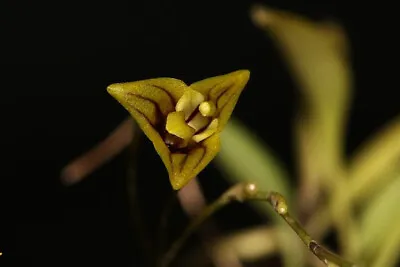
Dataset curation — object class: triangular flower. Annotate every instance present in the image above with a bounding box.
[107,70,250,190]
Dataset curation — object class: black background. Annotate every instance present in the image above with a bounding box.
[6,0,400,266]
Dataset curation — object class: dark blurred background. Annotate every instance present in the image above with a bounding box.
[6,0,400,266]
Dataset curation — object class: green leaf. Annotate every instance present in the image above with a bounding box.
[349,115,400,203]
[250,4,352,190]
[359,172,400,266]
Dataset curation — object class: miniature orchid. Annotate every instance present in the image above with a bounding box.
[107,70,250,190]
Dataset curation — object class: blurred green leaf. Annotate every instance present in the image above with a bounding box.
[359,171,400,266]
[348,115,400,203]
[371,219,400,267]
[250,5,357,258]
[250,4,352,190]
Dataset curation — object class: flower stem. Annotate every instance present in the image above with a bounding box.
[160,182,356,267]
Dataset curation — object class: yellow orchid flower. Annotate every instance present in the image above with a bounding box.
[107,70,250,190]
